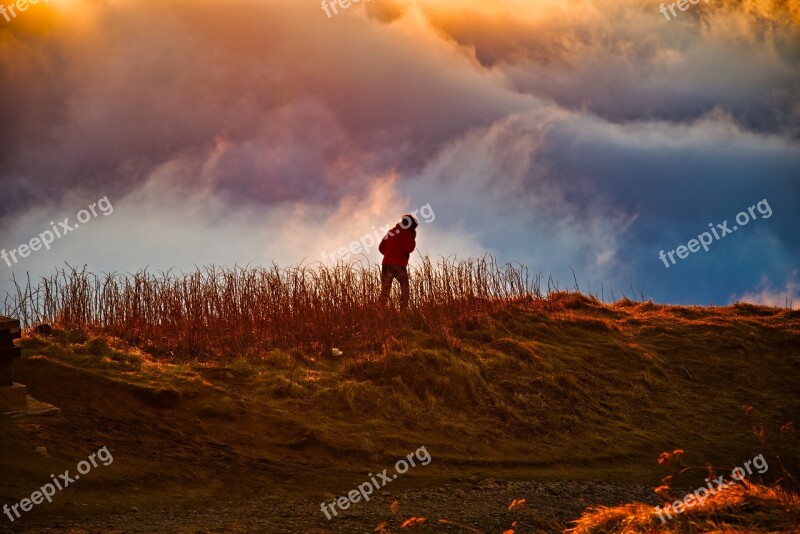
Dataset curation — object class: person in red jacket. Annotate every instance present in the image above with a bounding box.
[378,214,418,310]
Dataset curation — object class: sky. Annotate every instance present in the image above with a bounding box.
[0,0,798,307]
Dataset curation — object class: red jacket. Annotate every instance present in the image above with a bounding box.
[379,225,416,266]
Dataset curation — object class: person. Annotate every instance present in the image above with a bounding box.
[378,214,418,310]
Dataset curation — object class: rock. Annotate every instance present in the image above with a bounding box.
[34,446,51,458]
[130,506,139,513]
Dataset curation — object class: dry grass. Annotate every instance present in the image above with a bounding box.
[4,256,550,359]
[5,259,800,532]
[14,294,800,480]
[568,482,800,533]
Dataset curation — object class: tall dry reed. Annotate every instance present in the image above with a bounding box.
[3,256,543,359]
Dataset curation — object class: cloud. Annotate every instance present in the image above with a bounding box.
[0,0,532,219]
[1,0,799,307]
[418,0,800,133]
[732,271,800,308]
[396,103,800,302]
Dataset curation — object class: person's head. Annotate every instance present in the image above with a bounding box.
[399,214,418,231]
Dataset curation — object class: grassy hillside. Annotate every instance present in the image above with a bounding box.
[2,293,798,531]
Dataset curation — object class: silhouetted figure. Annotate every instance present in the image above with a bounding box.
[378,214,418,310]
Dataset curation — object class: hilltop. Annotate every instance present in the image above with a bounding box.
[1,294,798,532]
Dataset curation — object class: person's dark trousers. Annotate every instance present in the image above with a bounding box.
[378,264,410,310]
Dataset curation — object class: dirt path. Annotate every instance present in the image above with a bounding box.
[6,479,659,533]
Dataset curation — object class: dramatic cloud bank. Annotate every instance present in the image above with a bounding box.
[1,0,798,306]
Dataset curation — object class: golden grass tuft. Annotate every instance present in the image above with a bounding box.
[568,483,800,533]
